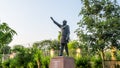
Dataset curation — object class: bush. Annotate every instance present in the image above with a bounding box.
[2,59,10,68]
[91,56,102,68]
[41,56,50,68]
[116,51,120,60]
[75,57,91,68]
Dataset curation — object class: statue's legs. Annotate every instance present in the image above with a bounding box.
[59,43,69,56]
[65,43,69,56]
[59,43,64,56]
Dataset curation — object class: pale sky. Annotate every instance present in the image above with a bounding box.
[1,0,119,47]
[0,0,81,47]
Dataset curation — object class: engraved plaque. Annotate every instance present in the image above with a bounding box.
[52,60,60,68]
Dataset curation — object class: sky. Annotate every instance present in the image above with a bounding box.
[0,0,81,47]
[1,0,119,47]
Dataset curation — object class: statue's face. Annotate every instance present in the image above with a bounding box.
[63,20,67,25]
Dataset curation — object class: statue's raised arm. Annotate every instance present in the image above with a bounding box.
[50,17,62,28]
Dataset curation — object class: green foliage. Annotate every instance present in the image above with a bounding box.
[11,50,31,67]
[105,51,111,60]
[58,31,61,42]
[0,45,11,54]
[41,56,50,68]
[33,39,60,50]
[0,22,17,62]
[91,56,102,68]
[51,40,60,50]
[27,62,35,68]
[76,0,120,59]
[38,40,52,50]
[75,57,91,68]
[2,59,10,68]
[68,40,79,50]
[75,55,102,68]
[0,23,17,45]
[33,47,42,63]
[12,45,25,52]
[0,54,2,68]
[2,44,50,68]
[11,45,33,67]
[93,59,102,68]
[116,50,120,60]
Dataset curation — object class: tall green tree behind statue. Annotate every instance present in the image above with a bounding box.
[0,22,17,54]
[76,0,120,67]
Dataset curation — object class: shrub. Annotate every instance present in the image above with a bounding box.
[75,57,91,68]
[91,56,102,68]
[2,59,10,68]
[41,56,50,68]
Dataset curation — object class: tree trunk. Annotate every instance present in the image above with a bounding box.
[37,60,40,68]
[100,50,105,68]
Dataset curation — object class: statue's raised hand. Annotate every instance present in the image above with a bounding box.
[50,17,54,21]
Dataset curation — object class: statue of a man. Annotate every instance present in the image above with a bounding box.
[50,17,70,56]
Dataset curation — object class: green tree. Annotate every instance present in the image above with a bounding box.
[5,42,50,68]
[67,40,79,57]
[32,47,42,68]
[76,0,120,67]
[10,45,27,68]
[33,39,59,50]
[9,45,37,68]
[0,45,11,54]
[0,23,17,54]
[12,45,25,52]
[33,40,52,50]
[51,40,60,50]
[68,40,79,50]
[0,22,16,67]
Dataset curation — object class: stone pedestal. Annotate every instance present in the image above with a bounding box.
[49,56,75,68]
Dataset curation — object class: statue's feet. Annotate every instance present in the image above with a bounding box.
[59,54,62,56]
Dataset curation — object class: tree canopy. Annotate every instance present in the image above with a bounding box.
[0,22,17,54]
[76,0,120,54]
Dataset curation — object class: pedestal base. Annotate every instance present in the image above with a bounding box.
[49,56,75,68]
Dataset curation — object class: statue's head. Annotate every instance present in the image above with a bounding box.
[63,20,67,25]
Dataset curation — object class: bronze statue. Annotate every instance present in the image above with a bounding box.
[50,17,70,56]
